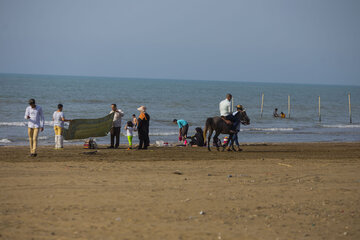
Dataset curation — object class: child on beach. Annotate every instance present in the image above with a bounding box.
[132,114,138,129]
[52,104,71,149]
[124,121,134,150]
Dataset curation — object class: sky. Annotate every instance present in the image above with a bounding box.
[0,0,359,85]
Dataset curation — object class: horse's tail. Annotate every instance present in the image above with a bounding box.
[203,118,213,145]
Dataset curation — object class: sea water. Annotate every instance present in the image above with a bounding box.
[0,73,359,146]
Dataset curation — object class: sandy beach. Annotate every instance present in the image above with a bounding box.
[0,142,359,240]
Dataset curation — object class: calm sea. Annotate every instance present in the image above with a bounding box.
[0,73,359,146]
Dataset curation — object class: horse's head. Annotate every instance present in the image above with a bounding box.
[235,110,250,125]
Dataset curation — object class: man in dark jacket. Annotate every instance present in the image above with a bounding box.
[137,106,150,150]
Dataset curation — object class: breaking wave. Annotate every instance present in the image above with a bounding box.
[322,124,360,128]
[0,138,12,143]
[241,128,294,132]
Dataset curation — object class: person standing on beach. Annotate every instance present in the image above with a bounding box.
[52,104,71,149]
[24,99,44,157]
[228,105,244,151]
[173,119,189,143]
[137,106,150,150]
[124,121,134,150]
[108,104,124,149]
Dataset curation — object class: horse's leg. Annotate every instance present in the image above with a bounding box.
[207,129,213,151]
[213,131,221,151]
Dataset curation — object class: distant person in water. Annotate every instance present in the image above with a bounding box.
[52,104,71,149]
[273,108,279,117]
[24,99,44,157]
[281,112,286,118]
[173,119,189,144]
[109,104,124,149]
[137,106,150,150]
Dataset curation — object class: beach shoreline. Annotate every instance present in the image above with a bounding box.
[1,142,359,239]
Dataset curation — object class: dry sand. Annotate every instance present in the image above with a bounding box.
[0,142,359,240]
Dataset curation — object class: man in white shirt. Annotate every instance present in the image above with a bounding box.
[24,99,44,157]
[108,104,124,149]
[219,93,233,125]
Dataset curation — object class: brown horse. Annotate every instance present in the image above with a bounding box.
[203,111,250,151]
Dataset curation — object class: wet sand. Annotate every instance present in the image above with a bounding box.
[0,143,360,239]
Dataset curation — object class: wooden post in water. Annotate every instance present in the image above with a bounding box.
[232,97,234,112]
[348,93,352,123]
[260,93,264,118]
[287,95,291,118]
[318,96,321,122]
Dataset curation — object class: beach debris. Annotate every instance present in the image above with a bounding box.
[155,140,167,147]
[173,170,183,175]
[115,217,121,221]
[228,174,233,178]
[208,173,212,176]
[199,210,206,215]
[278,163,292,168]
[343,232,348,236]
[239,174,251,177]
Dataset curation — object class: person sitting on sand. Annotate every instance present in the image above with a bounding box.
[124,121,134,150]
[173,119,189,144]
[187,127,205,147]
[52,104,71,149]
[281,112,286,118]
[24,99,44,157]
[273,108,279,117]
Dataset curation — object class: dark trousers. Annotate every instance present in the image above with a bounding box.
[138,131,149,149]
[110,127,120,147]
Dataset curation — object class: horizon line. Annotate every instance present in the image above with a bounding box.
[0,72,359,87]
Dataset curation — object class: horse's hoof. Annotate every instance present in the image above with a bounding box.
[227,148,232,152]
[237,148,243,152]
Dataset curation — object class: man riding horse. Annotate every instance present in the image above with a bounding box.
[219,93,238,132]
[204,93,250,151]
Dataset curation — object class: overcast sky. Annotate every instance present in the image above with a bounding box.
[0,0,359,85]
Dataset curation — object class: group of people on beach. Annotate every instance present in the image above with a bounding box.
[107,104,150,150]
[24,93,246,156]
[24,99,150,157]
